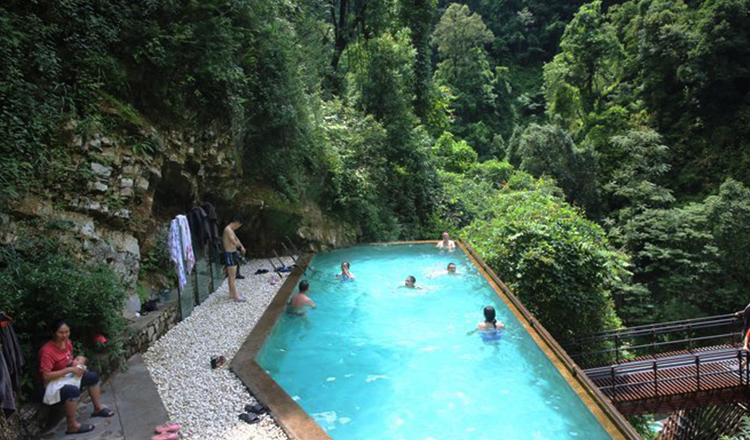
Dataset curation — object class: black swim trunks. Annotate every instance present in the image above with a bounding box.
[224,251,240,267]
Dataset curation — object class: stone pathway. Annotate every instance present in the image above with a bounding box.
[42,354,169,440]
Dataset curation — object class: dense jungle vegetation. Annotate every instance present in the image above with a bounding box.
[2,0,750,424]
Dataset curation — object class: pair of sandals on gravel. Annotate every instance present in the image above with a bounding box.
[64,407,115,435]
[151,422,181,440]
[239,403,267,424]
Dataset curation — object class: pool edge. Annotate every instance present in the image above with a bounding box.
[230,252,332,440]
[458,239,641,440]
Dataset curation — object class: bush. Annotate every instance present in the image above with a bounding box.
[463,190,623,341]
[0,241,126,397]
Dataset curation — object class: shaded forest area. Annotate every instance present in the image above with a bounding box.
[2,0,750,419]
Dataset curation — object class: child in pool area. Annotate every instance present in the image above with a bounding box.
[288,280,316,315]
[335,262,354,280]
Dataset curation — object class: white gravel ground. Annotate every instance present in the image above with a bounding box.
[144,258,293,440]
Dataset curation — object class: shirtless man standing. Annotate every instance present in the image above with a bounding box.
[436,231,456,250]
[222,215,246,302]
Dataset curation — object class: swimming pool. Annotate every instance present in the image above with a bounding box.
[252,244,632,440]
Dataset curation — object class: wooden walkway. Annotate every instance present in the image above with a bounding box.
[585,347,750,415]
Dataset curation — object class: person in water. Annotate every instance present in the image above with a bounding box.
[427,262,460,278]
[477,306,505,331]
[436,231,456,250]
[404,275,420,289]
[336,262,354,280]
[288,280,316,315]
[468,306,506,338]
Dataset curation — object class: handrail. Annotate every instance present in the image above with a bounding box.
[585,348,749,402]
[567,312,743,367]
[576,313,739,338]
[570,314,740,345]
[572,332,742,360]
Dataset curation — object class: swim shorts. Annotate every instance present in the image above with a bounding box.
[224,251,240,267]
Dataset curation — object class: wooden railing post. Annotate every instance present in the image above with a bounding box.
[739,350,743,387]
[653,361,658,396]
[611,366,616,400]
[615,334,620,364]
[695,356,701,391]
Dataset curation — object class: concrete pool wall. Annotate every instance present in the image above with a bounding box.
[230,241,642,440]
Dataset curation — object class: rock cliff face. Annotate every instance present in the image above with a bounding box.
[0,114,356,306]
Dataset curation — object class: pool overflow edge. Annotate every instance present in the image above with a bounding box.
[458,239,642,440]
[230,252,332,440]
[232,242,642,440]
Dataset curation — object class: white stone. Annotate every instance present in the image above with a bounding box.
[136,177,150,190]
[144,258,294,440]
[120,178,134,188]
[89,181,108,193]
[91,162,112,177]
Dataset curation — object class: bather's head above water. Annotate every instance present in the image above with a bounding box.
[483,306,496,324]
[299,280,309,293]
[447,263,457,274]
[405,275,416,288]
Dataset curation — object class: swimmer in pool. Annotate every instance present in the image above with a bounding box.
[335,262,354,280]
[403,275,421,289]
[436,231,456,251]
[288,280,316,315]
[468,306,505,336]
[427,262,460,278]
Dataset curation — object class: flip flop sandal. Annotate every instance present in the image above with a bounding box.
[91,407,115,417]
[66,423,94,435]
[244,403,266,414]
[151,434,178,440]
[155,423,181,433]
[239,412,260,424]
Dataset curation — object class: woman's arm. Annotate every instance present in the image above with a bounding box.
[42,365,83,382]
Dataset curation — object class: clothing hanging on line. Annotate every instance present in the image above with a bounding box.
[0,315,23,392]
[169,219,187,290]
[176,214,195,276]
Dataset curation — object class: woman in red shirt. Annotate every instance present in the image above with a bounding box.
[38,320,114,434]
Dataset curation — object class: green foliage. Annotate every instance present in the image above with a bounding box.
[320,99,399,240]
[0,240,126,396]
[626,415,658,440]
[463,190,623,341]
[432,132,478,173]
[433,4,514,155]
[721,416,750,440]
[610,179,750,323]
[342,30,440,237]
[512,123,599,212]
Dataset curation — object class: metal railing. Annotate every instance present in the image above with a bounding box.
[566,313,743,368]
[585,348,750,402]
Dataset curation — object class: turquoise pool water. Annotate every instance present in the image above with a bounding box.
[256,244,614,440]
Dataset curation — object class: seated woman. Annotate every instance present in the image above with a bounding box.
[335,262,354,280]
[37,320,114,434]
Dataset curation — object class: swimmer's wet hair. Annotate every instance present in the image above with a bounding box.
[231,215,244,224]
[407,275,416,283]
[299,280,309,291]
[484,306,497,328]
